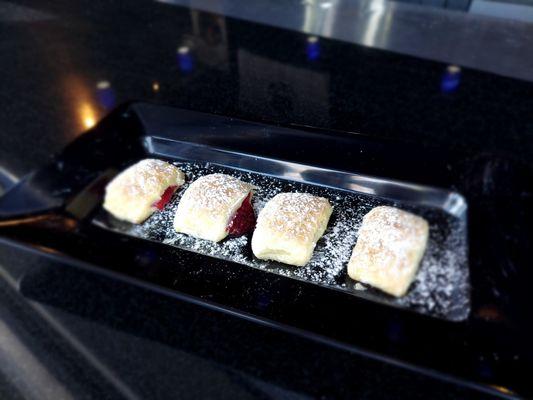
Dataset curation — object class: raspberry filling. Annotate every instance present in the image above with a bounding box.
[152,185,177,210]
[227,193,256,236]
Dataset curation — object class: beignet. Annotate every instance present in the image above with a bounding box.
[103,159,185,224]
[251,193,332,266]
[173,173,255,242]
[347,206,429,297]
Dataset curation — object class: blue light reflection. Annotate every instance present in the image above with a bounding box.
[177,46,194,73]
[306,36,320,61]
[441,65,461,93]
[96,81,116,110]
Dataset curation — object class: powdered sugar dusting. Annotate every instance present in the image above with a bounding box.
[109,159,184,198]
[93,161,470,321]
[348,206,429,295]
[177,173,254,218]
[256,192,331,243]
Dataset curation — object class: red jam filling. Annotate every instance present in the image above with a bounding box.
[152,185,177,210]
[227,193,256,236]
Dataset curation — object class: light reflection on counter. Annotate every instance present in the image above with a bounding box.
[441,65,462,93]
[306,36,320,61]
[177,46,194,73]
[80,102,97,129]
[490,385,515,396]
[302,0,339,37]
[360,0,391,48]
[96,80,116,110]
[62,74,101,134]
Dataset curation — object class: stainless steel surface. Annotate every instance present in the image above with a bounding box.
[159,0,533,82]
[146,138,467,218]
[471,0,533,23]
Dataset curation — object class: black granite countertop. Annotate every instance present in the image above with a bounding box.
[1,0,532,399]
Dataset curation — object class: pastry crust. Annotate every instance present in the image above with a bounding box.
[173,173,254,242]
[347,206,429,297]
[103,159,185,224]
[251,193,332,266]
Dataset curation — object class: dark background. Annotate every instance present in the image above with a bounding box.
[1,0,532,398]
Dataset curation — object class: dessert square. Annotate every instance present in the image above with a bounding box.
[173,173,255,242]
[252,192,332,266]
[103,159,185,224]
[348,206,429,297]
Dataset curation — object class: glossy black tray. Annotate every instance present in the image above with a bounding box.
[0,102,531,398]
[93,145,469,321]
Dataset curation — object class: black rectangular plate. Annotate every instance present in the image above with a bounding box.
[93,152,469,321]
[0,102,530,398]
